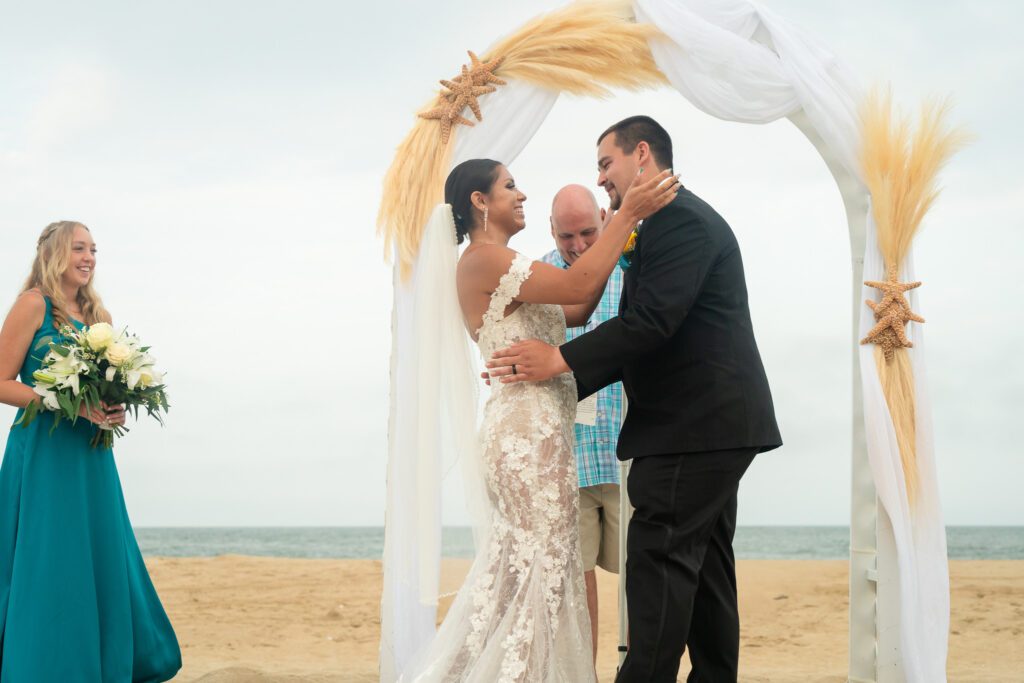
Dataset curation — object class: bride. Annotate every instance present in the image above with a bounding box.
[389,159,677,682]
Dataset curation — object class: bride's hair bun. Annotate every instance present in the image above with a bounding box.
[444,159,502,245]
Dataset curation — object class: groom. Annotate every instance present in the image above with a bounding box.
[487,115,781,682]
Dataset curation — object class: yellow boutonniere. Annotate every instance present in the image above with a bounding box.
[619,227,639,269]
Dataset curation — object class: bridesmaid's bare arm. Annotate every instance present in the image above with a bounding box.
[0,291,46,409]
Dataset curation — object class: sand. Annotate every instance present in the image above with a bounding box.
[145,557,1024,682]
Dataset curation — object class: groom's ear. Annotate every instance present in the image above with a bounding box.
[634,140,651,166]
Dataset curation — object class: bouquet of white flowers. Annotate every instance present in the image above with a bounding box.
[17,322,170,448]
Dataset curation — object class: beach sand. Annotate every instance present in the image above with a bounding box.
[146,557,1023,682]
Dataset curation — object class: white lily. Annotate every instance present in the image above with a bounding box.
[32,370,57,386]
[125,365,162,390]
[44,348,88,395]
[33,385,60,411]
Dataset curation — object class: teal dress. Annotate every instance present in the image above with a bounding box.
[0,298,181,682]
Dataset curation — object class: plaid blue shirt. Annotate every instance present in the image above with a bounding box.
[541,249,624,488]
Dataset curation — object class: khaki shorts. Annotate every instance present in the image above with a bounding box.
[579,483,621,574]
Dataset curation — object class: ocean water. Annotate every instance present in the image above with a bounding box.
[134,526,1024,560]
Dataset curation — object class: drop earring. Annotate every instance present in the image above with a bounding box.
[484,207,489,233]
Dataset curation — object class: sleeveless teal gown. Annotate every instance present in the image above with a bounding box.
[0,298,181,682]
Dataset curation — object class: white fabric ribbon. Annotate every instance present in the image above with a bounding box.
[635,0,863,181]
[859,213,949,682]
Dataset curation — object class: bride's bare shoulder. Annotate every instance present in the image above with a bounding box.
[457,244,519,282]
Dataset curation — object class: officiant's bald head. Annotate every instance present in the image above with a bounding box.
[550,185,605,265]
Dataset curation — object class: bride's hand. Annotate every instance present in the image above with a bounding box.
[618,168,680,223]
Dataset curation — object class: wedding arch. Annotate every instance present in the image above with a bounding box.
[377,1,963,681]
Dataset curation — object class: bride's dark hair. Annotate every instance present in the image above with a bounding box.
[444,159,502,244]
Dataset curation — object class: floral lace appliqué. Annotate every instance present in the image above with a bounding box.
[401,251,593,683]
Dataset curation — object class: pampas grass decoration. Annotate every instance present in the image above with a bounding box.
[491,0,668,97]
[860,89,968,503]
[862,90,969,268]
[378,0,668,277]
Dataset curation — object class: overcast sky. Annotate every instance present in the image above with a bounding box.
[0,1,1020,527]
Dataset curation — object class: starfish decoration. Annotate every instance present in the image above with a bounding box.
[440,65,497,122]
[419,51,507,144]
[461,51,507,88]
[418,104,475,145]
[860,265,925,361]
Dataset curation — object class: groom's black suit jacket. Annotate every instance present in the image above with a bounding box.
[561,188,782,459]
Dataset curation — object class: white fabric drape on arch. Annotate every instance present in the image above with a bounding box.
[380,80,559,682]
[381,1,948,680]
[636,1,947,679]
[859,215,949,682]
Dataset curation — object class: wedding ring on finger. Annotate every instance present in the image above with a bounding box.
[512,364,517,375]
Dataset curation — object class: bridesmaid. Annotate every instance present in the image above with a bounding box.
[0,222,181,681]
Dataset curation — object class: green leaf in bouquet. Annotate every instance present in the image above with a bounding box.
[49,411,63,435]
[15,398,40,428]
[145,401,165,425]
[49,344,70,358]
[56,390,75,419]
[81,388,98,423]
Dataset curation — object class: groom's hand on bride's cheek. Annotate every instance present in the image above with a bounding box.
[487,340,570,384]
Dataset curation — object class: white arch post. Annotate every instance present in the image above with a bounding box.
[788,109,893,682]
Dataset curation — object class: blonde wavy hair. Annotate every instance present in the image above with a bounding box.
[22,221,110,330]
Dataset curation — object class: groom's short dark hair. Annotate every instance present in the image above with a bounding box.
[598,116,673,170]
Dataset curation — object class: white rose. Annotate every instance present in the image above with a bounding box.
[105,342,133,367]
[84,322,115,351]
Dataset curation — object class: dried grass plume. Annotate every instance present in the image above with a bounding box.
[860,88,968,504]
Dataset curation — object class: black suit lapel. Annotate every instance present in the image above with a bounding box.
[620,249,638,315]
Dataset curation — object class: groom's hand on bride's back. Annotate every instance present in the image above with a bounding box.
[485,339,570,384]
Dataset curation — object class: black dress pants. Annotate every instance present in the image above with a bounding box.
[615,447,756,683]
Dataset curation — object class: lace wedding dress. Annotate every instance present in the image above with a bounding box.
[400,253,595,682]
